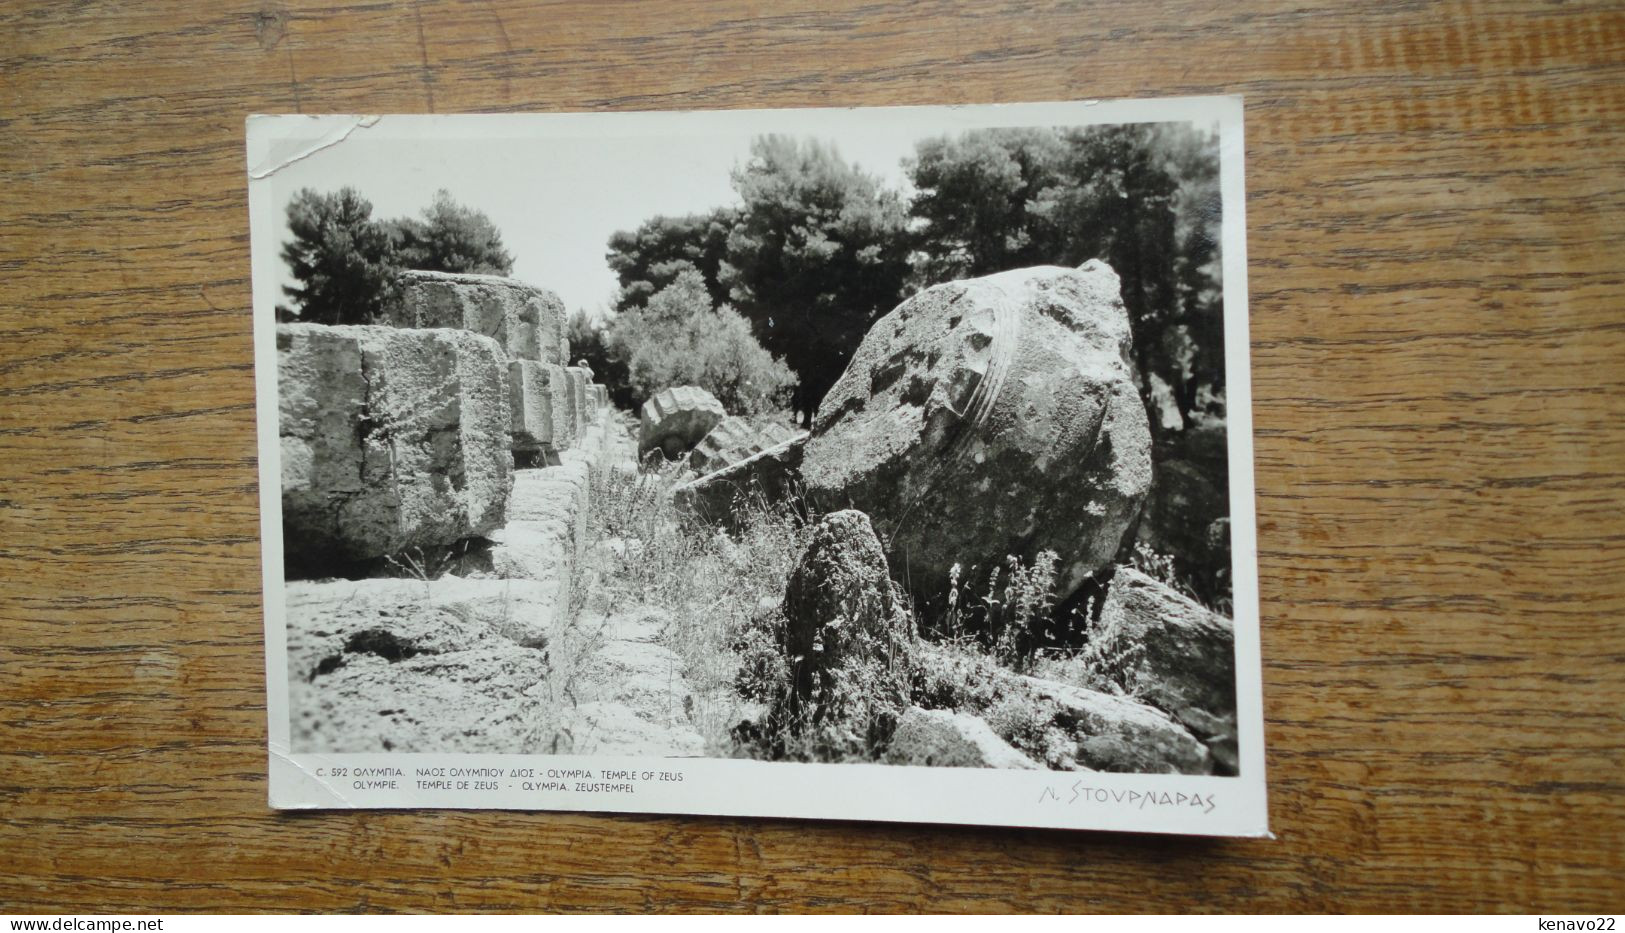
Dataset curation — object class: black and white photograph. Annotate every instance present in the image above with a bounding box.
[248,99,1264,834]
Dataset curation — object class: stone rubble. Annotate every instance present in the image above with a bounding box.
[505,359,569,456]
[278,263,1237,774]
[687,416,803,476]
[638,385,726,459]
[278,322,511,565]
[802,261,1153,611]
[671,433,808,527]
[386,270,568,365]
[885,707,1040,769]
[284,577,559,753]
[283,273,705,755]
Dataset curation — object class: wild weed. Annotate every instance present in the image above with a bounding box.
[1129,539,1228,613]
[571,449,812,757]
[1072,597,1149,699]
[934,550,1061,673]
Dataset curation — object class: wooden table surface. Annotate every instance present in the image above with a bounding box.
[3,0,1622,914]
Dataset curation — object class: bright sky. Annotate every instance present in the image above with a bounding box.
[254,102,1232,318]
[264,129,923,316]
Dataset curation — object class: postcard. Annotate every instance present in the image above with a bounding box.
[247,97,1266,835]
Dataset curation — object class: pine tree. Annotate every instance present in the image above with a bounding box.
[279,187,400,325]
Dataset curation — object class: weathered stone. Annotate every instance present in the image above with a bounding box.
[802,262,1152,608]
[581,636,688,724]
[285,577,559,753]
[278,323,511,566]
[672,434,807,526]
[558,420,617,487]
[490,461,592,617]
[536,607,706,757]
[385,270,567,364]
[1096,567,1235,718]
[1034,568,1236,766]
[756,422,799,448]
[548,702,705,757]
[688,417,804,475]
[564,367,589,435]
[490,518,572,582]
[286,422,690,757]
[506,359,568,453]
[587,386,605,424]
[1026,567,1240,773]
[287,579,490,682]
[885,707,1039,769]
[638,385,726,459]
[1175,706,1240,776]
[781,510,914,729]
[544,364,576,452]
[911,643,1210,774]
[1017,675,1211,774]
[687,417,748,474]
[508,461,591,530]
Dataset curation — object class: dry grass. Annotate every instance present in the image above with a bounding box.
[520,608,614,754]
[576,452,812,757]
[564,423,1188,762]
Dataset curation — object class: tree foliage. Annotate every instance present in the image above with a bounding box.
[904,128,1070,282]
[905,124,1228,603]
[279,187,401,326]
[280,187,513,324]
[600,128,1222,434]
[606,209,736,311]
[719,136,913,425]
[389,188,515,276]
[606,270,795,414]
[567,306,632,408]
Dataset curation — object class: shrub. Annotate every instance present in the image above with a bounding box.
[1074,596,1150,700]
[606,270,796,414]
[387,188,513,275]
[985,694,1076,770]
[1130,540,1209,605]
[568,308,633,409]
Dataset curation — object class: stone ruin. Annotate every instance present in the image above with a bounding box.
[278,271,609,568]
[277,260,1238,774]
[801,260,1152,611]
[278,323,512,565]
[684,261,1239,775]
[687,416,801,475]
[637,385,726,460]
[385,269,569,364]
[277,271,629,754]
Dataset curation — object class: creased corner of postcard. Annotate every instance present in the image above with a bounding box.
[247,115,381,181]
[268,741,352,809]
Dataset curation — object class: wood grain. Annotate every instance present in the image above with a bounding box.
[2,0,1622,913]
